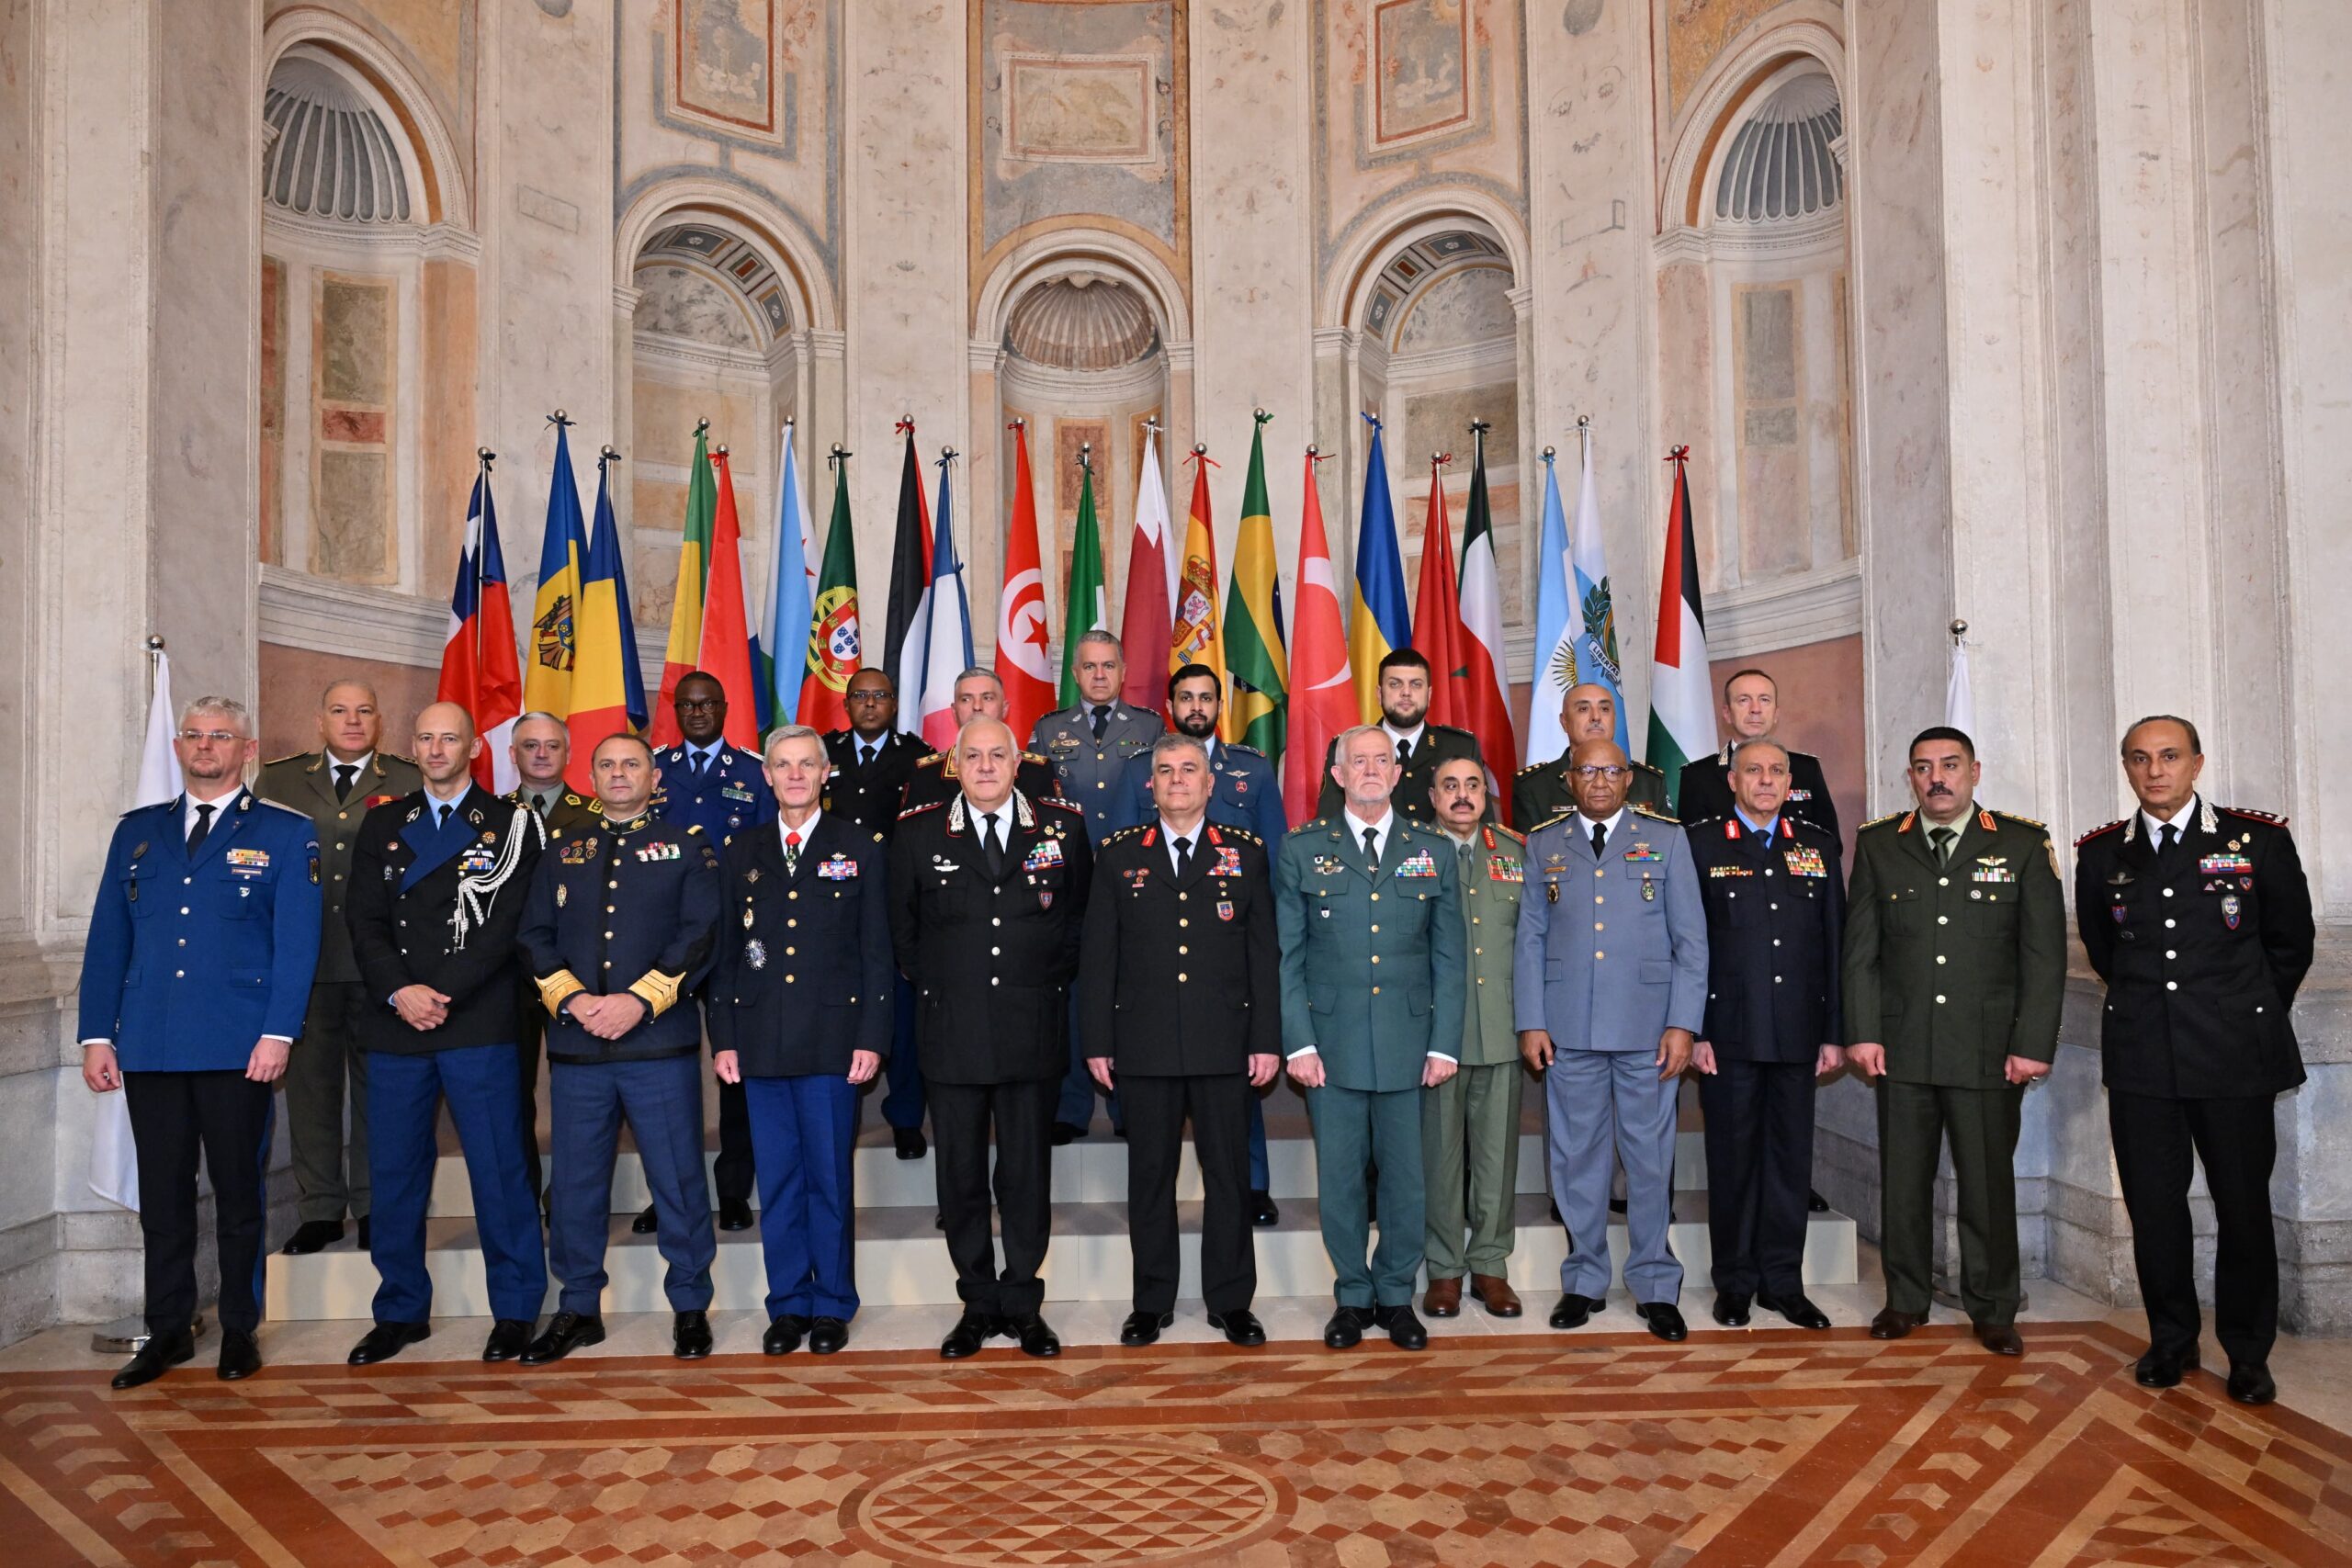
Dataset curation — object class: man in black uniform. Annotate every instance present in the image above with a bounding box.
[1081,732,1280,1348]
[1686,738,1842,1332]
[889,716,1091,1359]
[900,670,1056,810]
[822,669,929,1156]
[2074,715,2314,1405]
[504,711,601,1205]
[1512,682,1667,829]
[1674,669,1841,840]
[1316,649,1485,823]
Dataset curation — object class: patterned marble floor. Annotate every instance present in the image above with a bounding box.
[5,1314,2350,1566]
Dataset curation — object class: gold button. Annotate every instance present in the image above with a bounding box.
[786,947,796,956]
[789,890,798,899]
[1474,946,1483,955]
[1594,922,1604,931]
[609,879,618,889]
[1179,919,1189,928]
[1371,955,1380,964]
[1179,892,1188,901]
[1593,867,1604,877]
[606,905,616,913]
[1595,950,1604,960]
[1178,945,1189,955]
[1936,994,1947,1004]
[1939,877,1950,887]
[1935,955,1946,964]
[605,931,614,939]
[1372,985,1381,995]
[1370,893,1380,901]
[1476,976,1485,985]
[1178,973,1188,982]
[1370,924,1380,933]
[786,975,796,984]
[1471,916,1480,925]
[1594,896,1604,905]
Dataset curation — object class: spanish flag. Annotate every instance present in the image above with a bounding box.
[650,423,717,745]
[1170,447,1229,739]
[564,446,650,791]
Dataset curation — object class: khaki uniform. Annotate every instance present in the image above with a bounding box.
[1423,823,1526,1282]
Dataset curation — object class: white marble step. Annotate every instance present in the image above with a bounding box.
[263,1192,1858,1320]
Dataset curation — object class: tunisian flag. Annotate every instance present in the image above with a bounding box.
[1457,428,1518,822]
[1408,454,1470,731]
[695,446,760,750]
[994,420,1057,742]
[1283,449,1354,827]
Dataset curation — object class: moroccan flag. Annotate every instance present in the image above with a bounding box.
[1170,448,1228,739]
[797,448,862,732]
[1409,453,1469,732]
[566,447,650,790]
[696,446,759,749]
[650,423,717,745]
[916,453,976,749]
[1645,446,1713,809]
[525,421,588,722]
[436,468,524,791]
[1284,449,1352,826]
[1457,426,1518,823]
[1058,452,1108,708]
[881,422,933,737]
[1350,413,1411,721]
[753,421,815,733]
[1116,426,1174,717]
[1224,412,1289,760]
[994,420,1057,742]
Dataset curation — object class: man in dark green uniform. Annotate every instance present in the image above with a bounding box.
[1512,682,1667,831]
[1315,649,1485,823]
[1843,726,2064,1356]
[503,711,601,1207]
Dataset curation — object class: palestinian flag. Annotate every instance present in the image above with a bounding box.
[1645,446,1713,811]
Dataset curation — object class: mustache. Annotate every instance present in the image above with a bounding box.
[1927,783,1952,795]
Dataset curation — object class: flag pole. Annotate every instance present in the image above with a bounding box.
[475,443,500,664]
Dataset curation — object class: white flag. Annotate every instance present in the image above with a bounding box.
[1946,634,1974,738]
[91,653,182,1211]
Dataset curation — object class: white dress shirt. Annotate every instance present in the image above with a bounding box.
[1576,806,1628,852]
[2141,794,2200,852]
[780,807,822,857]
[1159,816,1209,875]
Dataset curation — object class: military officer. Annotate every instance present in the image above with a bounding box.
[1317,649,1486,823]
[1421,756,1527,1321]
[516,732,724,1364]
[900,669,1056,810]
[1674,669,1843,841]
[1080,733,1280,1348]
[1844,727,2064,1357]
[709,726,893,1357]
[821,669,930,1158]
[343,704,547,1367]
[1517,739,1707,1343]
[1514,682,1667,830]
[258,678,420,1256]
[505,711,601,1203]
[889,718,1091,1360]
[81,696,322,1387]
[647,670,769,1236]
[1278,725,1465,1352]
[1686,738,1843,1332]
[2074,716,2315,1405]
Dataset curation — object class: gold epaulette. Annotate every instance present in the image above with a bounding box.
[914,752,945,770]
[1860,810,1906,831]
[1103,825,1149,844]
[1023,750,1049,764]
[1038,795,1085,816]
[1289,818,1328,836]
[1632,759,1664,777]
[1488,823,1526,843]
[1532,811,1577,832]
[1993,809,2046,829]
[1629,802,1679,824]
[1211,824,1262,845]
[1514,761,1553,778]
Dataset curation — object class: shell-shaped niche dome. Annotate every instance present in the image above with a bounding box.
[1715,73,1843,224]
[1004,276,1159,371]
[264,56,414,224]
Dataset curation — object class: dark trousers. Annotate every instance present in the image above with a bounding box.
[714,1076,752,1204]
[1698,1057,1815,1297]
[1057,994,1122,1132]
[548,1055,715,1314]
[285,980,369,1222]
[1124,1073,1256,1315]
[123,1070,274,1337]
[1878,1078,2023,1326]
[929,1076,1056,1319]
[745,1073,860,1320]
[2110,1089,2279,1368]
[516,991,546,1201]
[1310,1082,1426,1310]
[367,1045,546,1325]
[877,974,926,1131]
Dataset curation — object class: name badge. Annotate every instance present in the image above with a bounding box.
[817,855,859,880]
[1487,854,1523,884]
[1395,849,1439,878]
[1783,846,1827,878]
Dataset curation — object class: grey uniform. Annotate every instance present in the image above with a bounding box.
[1030,703,1164,842]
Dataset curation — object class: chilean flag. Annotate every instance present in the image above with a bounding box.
[437,470,523,791]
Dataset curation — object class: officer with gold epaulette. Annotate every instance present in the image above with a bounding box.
[1512,682,1667,830]
[503,711,602,1202]
[899,668,1056,812]
[1317,649,1486,823]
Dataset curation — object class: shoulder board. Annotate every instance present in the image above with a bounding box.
[378,751,417,767]
[257,797,312,820]
[899,800,947,820]
[1489,823,1526,843]
[1513,761,1554,778]
[1288,818,1327,837]
[824,728,851,741]
[1104,824,1149,843]
[1213,825,1263,845]
[1226,742,1264,758]
[1430,723,1476,740]
[1532,811,1577,833]
[1038,795,1085,816]
[914,752,945,769]
[1023,750,1050,764]
[1992,809,2046,829]
[2074,818,2126,849]
[2221,806,2289,827]
[1633,759,1664,778]
[1629,802,1679,824]
[1686,813,1729,830]
[1859,810,1906,831]
[119,797,173,818]
[262,750,311,768]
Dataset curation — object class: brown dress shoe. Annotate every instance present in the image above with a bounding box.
[1871,1307,1926,1340]
[1469,1274,1522,1317]
[1423,1277,1464,1318]
[1976,1324,2023,1357]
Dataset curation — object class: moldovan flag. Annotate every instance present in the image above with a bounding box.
[1350,413,1411,721]
[797,450,862,732]
[437,468,523,791]
[696,447,760,750]
[994,420,1057,742]
[565,447,650,791]
[882,422,934,738]
[1645,446,1713,812]
[1170,449,1228,738]
[916,454,976,749]
[650,424,717,745]
[526,422,589,722]
[1409,454,1469,732]
[1059,454,1108,708]
[1224,411,1289,761]
[753,421,815,733]
[1457,429,1518,822]
[1284,451,1352,827]
[1116,426,1175,717]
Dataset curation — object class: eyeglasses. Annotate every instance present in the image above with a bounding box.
[177,729,242,745]
[845,690,893,703]
[1570,765,1630,781]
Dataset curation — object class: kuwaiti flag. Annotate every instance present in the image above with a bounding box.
[1645,446,1713,811]
[1116,425,1175,717]
[437,468,524,791]
[1350,413,1411,722]
[994,420,1057,742]
[1283,449,1353,826]
[565,447,650,791]
[1457,428,1518,823]
[753,420,816,733]
[915,452,976,750]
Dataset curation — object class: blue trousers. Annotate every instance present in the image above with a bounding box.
[878,974,925,1131]
[1546,1048,1681,1304]
[548,1054,715,1314]
[745,1073,860,1319]
[367,1044,546,1325]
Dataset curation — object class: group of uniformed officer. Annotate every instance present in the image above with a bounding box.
[78,656,2313,1405]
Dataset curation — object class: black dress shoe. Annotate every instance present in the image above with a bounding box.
[940,1310,997,1359]
[718,1197,754,1232]
[1976,1323,2024,1357]
[1758,1292,1833,1331]
[2227,1362,2277,1405]
[1549,1294,1598,1330]
[347,1321,430,1366]
[1637,1302,1689,1342]
[1373,1303,1429,1350]
[2135,1348,2188,1388]
[1207,1309,1266,1347]
[763,1314,810,1355]
[521,1310,606,1363]
[1870,1307,1925,1340]
[631,1203,658,1235]
[1323,1305,1369,1349]
[1051,1121,1084,1146]
[217,1329,262,1382]
[1713,1292,1752,1327]
[1121,1310,1173,1346]
[673,1310,714,1359]
[482,1320,534,1362]
[1807,1188,1831,1213]
[280,1219,345,1256]
[111,1331,194,1389]
[1251,1190,1279,1226]
[809,1316,849,1355]
[1009,1314,1061,1357]
[893,1126,927,1159]
[356,1216,370,1250]
[1609,1196,1628,1214]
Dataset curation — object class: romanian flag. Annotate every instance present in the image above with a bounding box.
[525,421,588,722]
[1224,412,1288,761]
[650,423,717,746]
[797,448,862,733]
[697,446,759,750]
[565,446,649,791]
[436,468,523,791]
[1350,413,1411,721]
[1170,447,1229,740]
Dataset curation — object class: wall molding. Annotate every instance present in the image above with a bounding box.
[1703,558,1862,658]
[261,567,670,683]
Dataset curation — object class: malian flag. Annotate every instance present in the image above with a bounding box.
[916,453,975,750]
[1645,446,1713,810]
[1409,452,1468,732]
[994,420,1057,742]
[1116,425,1174,718]
[1457,426,1518,822]
[565,447,650,791]
[1283,448,1352,826]
[696,446,760,749]
[650,423,717,746]
[437,468,523,791]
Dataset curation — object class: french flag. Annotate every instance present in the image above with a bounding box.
[915,452,976,750]
[436,469,524,791]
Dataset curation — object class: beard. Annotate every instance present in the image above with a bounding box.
[1174,712,1217,739]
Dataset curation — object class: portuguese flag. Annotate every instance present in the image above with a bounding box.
[650,422,717,745]
[1224,411,1289,761]
[797,451,862,732]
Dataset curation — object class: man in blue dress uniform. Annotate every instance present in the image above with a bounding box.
[517,732,724,1362]
[78,696,322,1387]
[342,703,548,1366]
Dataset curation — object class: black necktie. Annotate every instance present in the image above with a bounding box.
[1396,737,1413,767]
[2157,821,2178,863]
[1173,834,1193,876]
[435,803,452,832]
[981,813,1004,875]
[1590,820,1607,859]
[187,802,215,853]
[693,751,709,779]
[1091,705,1110,740]
[1757,822,1772,850]
[1362,825,1380,867]
[530,792,551,818]
[859,742,876,768]
[334,763,356,802]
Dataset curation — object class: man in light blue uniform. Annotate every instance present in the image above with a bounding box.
[1516,738,1707,1342]
[78,695,322,1387]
